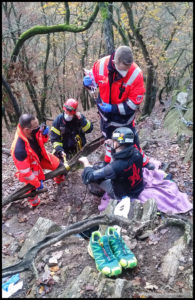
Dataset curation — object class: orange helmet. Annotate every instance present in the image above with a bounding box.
[63,98,78,115]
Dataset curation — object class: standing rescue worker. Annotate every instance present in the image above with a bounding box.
[50,98,93,179]
[11,114,64,207]
[79,127,144,200]
[83,45,155,170]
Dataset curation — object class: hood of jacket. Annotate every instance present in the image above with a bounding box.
[112,145,135,160]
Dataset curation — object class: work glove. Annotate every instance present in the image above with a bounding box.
[37,180,44,190]
[83,75,93,87]
[98,102,112,113]
[40,123,49,135]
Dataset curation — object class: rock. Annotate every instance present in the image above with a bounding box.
[99,198,118,235]
[42,254,50,263]
[2,232,21,255]
[18,217,62,258]
[48,257,58,266]
[152,119,161,130]
[133,292,192,298]
[128,199,143,221]
[52,250,63,260]
[137,230,153,240]
[141,198,158,222]
[60,266,69,282]
[161,235,186,278]
[58,266,130,298]
[176,92,188,106]
[53,275,60,283]
[183,141,193,164]
[123,235,137,250]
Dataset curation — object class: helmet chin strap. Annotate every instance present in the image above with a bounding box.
[111,143,121,154]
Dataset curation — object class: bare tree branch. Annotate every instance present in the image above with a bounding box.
[11,3,100,62]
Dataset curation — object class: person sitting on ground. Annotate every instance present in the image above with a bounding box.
[50,98,93,183]
[79,127,144,201]
[11,114,64,207]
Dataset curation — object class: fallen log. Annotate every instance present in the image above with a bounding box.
[2,136,105,206]
[16,188,48,200]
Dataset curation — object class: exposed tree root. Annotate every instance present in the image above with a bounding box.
[2,214,130,278]
[153,214,193,245]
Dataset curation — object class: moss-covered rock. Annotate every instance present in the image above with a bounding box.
[164,89,193,137]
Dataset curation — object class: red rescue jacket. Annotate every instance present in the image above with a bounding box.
[11,124,51,188]
[93,55,145,106]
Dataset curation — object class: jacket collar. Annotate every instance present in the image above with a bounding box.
[113,145,134,159]
[17,124,30,144]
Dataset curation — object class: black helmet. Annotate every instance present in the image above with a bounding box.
[112,127,134,144]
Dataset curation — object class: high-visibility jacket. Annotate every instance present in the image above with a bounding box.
[92,55,145,130]
[11,124,52,188]
[50,113,93,158]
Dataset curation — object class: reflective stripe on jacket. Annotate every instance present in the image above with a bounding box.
[50,113,93,156]
[93,56,145,106]
[92,55,145,129]
[11,124,51,188]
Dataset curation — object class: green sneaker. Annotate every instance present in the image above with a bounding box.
[88,231,122,277]
[105,227,137,269]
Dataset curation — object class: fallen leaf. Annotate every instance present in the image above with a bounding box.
[145,282,158,290]
[160,228,168,235]
[26,287,32,295]
[50,265,60,272]
[37,261,45,272]
[131,277,141,286]
[176,281,184,288]
[39,285,45,294]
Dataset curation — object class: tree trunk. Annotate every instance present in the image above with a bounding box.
[102,2,115,55]
[2,75,21,121]
[123,2,159,116]
[142,67,158,115]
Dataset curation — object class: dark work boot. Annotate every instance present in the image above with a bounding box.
[144,162,155,170]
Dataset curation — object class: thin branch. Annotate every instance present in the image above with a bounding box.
[11,3,100,62]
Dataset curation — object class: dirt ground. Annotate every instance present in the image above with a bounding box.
[2,102,193,298]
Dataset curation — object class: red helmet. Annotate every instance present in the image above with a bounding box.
[63,98,78,115]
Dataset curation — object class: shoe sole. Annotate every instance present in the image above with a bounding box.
[88,243,122,277]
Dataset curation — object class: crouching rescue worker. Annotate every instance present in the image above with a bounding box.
[11,114,64,207]
[79,127,144,201]
[50,98,93,183]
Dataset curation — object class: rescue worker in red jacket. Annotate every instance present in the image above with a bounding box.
[50,98,93,166]
[11,114,64,207]
[83,45,155,170]
[79,127,144,201]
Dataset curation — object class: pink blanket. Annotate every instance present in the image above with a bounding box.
[98,158,193,214]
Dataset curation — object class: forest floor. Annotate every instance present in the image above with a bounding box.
[2,101,193,298]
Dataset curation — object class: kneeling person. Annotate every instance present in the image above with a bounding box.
[50,98,93,166]
[11,114,63,207]
[79,127,144,201]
